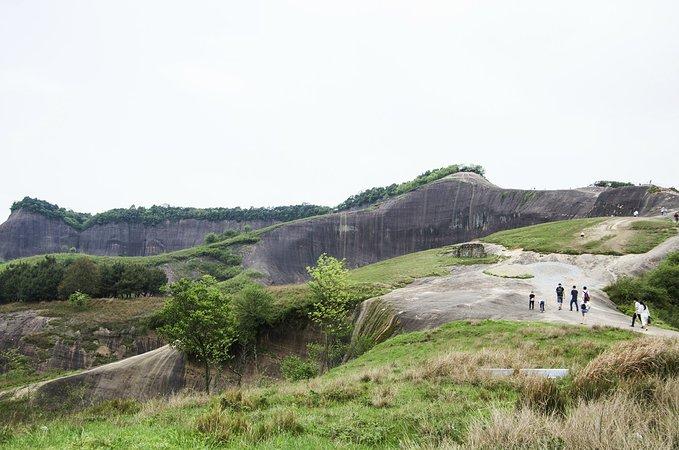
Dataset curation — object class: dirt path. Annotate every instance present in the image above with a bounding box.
[579,217,637,253]
[371,236,679,338]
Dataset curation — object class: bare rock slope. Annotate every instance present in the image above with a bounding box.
[245,174,679,284]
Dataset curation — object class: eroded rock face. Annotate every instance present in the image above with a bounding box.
[0,310,165,374]
[244,174,679,284]
[0,212,276,260]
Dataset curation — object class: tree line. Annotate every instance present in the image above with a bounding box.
[10,197,331,230]
[10,164,488,232]
[0,256,167,303]
[335,164,486,211]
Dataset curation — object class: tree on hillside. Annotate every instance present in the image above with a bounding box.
[158,276,235,393]
[306,254,353,372]
[58,257,100,299]
[230,284,275,379]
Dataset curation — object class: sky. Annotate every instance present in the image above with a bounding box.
[1,1,678,222]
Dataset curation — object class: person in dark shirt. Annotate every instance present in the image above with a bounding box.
[556,283,565,310]
[570,286,579,312]
[529,291,535,310]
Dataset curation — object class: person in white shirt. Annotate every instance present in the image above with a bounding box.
[631,300,643,327]
[639,301,650,331]
[633,210,639,217]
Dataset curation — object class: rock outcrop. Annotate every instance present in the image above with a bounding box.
[244,174,679,284]
[0,210,275,260]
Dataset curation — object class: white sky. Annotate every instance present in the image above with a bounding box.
[1,0,678,222]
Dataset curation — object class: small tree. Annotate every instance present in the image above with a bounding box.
[58,257,100,299]
[158,276,235,393]
[306,254,352,372]
[230,284,275,377]
[68,291,91,310]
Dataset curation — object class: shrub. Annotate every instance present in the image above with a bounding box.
[84,399,141,417]
[68,291,91,310]
[280,355,317,381]
[219,388,268,412]
[195,409,248,443]
[370,385,396,408]
[248,408,303,442]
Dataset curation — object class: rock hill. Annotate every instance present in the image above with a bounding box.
[244,173,679,283]
[1,173,678,272]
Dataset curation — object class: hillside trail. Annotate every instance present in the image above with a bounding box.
[579,216,637,253]
[373,235,679,338]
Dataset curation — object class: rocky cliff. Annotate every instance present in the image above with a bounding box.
[244,173,679,284]
[0,210,275,261]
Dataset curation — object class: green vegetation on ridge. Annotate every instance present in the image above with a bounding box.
[335,164,485,211]
[482,217,677,255]
[8,164,486,231]
[10,197,331,231]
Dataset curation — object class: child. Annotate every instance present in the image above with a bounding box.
[529,291,535,310]
[580,298,591,324]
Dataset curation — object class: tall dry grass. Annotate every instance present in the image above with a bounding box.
[404,349,522,383]
[466,377,679,450]
[574,338,679,398]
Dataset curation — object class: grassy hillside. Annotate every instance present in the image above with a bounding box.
[482,217,677,255]
[2,320,676,448]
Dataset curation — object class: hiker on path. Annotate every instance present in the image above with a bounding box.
[529,291,535,310]
[580,297,591,324]
[539,297,545,313]
[633,210,639,217]
[639,301,651,331]
[630,300,643,327]
[570,286,579,311]
[674,212,679,223]
[555,283,565,310]
[582,286,590,304]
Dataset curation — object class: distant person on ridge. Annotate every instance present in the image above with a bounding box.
[555,283,565,310]
[570,286,579,312]
[630,300,643,328]
[529,291,535,310]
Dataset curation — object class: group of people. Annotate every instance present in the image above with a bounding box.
[528,284,653,330]
[528,284,593,324]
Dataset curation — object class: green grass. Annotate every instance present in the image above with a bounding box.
[0,320,638,448]
[626,220,678,253]
[482,217,677,255]
[348,247,500,286]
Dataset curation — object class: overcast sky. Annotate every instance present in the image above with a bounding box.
[1,1,677,222]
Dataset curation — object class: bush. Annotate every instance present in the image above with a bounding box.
[604,251,679,328]
[280,355,317,381]
[68,291,91,310]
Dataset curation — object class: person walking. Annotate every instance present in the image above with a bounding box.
[529,291,535,310]
[570,286,579,311]
[580,297,591,324]
[674,211,679,223]
[555,283,565,310]
[539,297,545,313]
[630,300,642,327]
[582,286,590,303]
[639,301,651,331]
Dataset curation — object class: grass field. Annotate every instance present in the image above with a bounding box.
[2,320,676,449]
[482,217,677,255]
